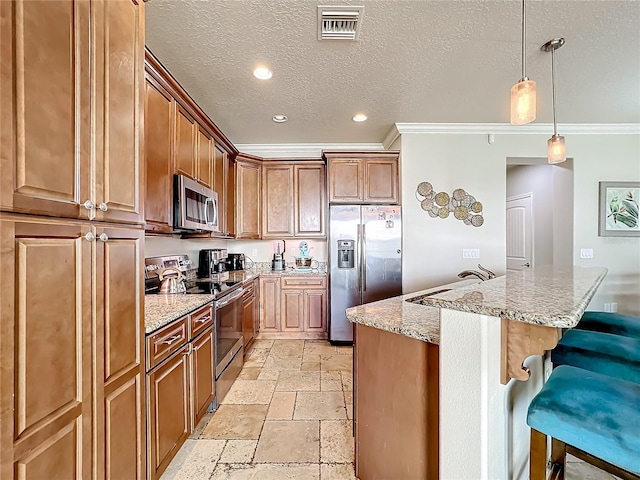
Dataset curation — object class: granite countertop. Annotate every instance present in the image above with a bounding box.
[346,266,608,344]
[412,265,608,328]
[145,294,215,334]
[145,270,327,334]
[346,279,480,345]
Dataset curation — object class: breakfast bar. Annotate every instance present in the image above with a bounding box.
[346,265,608,480]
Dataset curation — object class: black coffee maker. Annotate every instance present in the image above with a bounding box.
[225,253,246,271]
[198,249,228,278]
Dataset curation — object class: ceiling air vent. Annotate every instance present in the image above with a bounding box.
[317,5,364,41]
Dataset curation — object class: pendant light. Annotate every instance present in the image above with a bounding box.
[510,0,536,125]
[541,37,566,164]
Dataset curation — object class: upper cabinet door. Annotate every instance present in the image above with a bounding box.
[195,125,213,190]
[364,158,399,204]
[262,165,294,238]
[174,104,196,180]
[213,145,229,236]
[0,1,91,219]
[93,0,145,224]
[236,159,261,239]
[327,158,364,203]
[294,164,325,237]
[144,74,174,232]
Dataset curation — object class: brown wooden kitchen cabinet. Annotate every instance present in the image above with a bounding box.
[242,280,258,352]
[0,216,146,480]
[259,275,327,338]
[259,277,281,332]
[174,104,197,181]
[324,151,400,204]
[144,73,174,233]
[145,303,214,480]
[236,154,262,239]
[213,145,229,235]
[262,161,326,239]
[226,155,236,237]
[0,0,145,225]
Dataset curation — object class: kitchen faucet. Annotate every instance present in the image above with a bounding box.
[457,264,496,281]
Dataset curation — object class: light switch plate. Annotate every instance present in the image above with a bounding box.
[463,249,480,259]
[580,248,594,259]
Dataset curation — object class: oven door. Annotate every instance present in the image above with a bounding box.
[174,174,219,232]
[215,287,244,378]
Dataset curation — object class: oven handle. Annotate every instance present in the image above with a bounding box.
[215,288,245,309]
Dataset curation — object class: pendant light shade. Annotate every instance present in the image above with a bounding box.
[542,37,566,164]
[510,0,536,125]
[547,134,566,164]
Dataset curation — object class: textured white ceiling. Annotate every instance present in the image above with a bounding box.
[146,0,640,144]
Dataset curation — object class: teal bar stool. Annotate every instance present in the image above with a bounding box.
[551,328,640,384]
[527,365,640,480]
[577,311,640,338]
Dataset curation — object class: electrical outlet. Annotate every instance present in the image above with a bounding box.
[463,249,480,259]
[251,248,258,257]
[611,303,618,313]
[580,248,594,259]
[604,303,611,312]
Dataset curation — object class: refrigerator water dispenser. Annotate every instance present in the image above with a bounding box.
[337,240,355,268]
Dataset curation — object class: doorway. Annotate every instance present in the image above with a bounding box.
[506,158,574,268]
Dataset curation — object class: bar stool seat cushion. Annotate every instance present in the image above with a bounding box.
[527,365,640,474]
[578,311,640,339]
[551,329,640,384]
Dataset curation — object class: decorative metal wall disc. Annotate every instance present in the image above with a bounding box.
[435,192,450,206]
[417,182,433,197]
[415,182,485,227]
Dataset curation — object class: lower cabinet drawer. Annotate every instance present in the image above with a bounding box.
[281,276,327,289]
[190,303,213,340]
[146,317,188,371]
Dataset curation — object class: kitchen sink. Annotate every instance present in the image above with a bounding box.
[420,288,452,297]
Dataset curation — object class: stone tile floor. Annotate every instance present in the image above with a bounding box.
[161,338,619,480]
[161,339,356,480]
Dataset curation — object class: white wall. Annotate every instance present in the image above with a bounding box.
[145,236,228,265]
[400,132,640,315]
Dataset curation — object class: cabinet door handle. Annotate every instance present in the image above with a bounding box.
[98,233,109,242]
[84,232,96,242]
[83,200,95,210]
[160,335,182,345]
[98,202,108,212]
[195,315,211,323]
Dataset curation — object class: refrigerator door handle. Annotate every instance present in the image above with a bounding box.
[361,223,367,292]
[356,224,361,293]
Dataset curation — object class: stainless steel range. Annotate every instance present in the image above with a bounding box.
[145,254,245,406]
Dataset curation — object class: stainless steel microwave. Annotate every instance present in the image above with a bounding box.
[174,174,219,232]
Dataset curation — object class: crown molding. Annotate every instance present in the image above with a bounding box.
[236,143,385,159]
[383,123,640,149]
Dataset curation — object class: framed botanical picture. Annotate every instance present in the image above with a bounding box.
[598,182,640,236]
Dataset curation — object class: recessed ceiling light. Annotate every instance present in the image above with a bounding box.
[253,67,273,80]
[353,113,368,122]
[272,115,288,123]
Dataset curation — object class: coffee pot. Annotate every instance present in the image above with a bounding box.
[271,240,286,271]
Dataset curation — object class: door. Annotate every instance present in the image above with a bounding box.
[294,164,326,237]
[144,74,174,232]
[0,218,92,479]
[0,1,91,219]
[506,194,533,271]
[364,158,399,204]
[93,0,144,224]
[190,328,215,429]
[213,145,229,235]
[196,125,213,189]
[361,205,402,305]
[304,290,327,333]
[236,160,261,239]
[262,164,294,238]
[147,346,190,480]
[281,289,304,331]
[95,225,144,480]
[259,277,281,332]
[328,158,364,203]
[174,104,196,180]
[242,295,256,350]
[329,205,361,342]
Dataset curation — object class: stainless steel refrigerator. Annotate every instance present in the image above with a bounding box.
[329,205,402,343]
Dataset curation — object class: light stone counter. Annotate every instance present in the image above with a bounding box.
[345,279,479,344]
[413,265,607,328]
[145,294,214,334]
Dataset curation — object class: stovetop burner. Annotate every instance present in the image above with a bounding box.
[185,280,241,296]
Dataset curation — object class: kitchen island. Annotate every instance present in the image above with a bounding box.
[346,265,607,480]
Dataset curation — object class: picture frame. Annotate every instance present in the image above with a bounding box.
[598,181,640,237]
